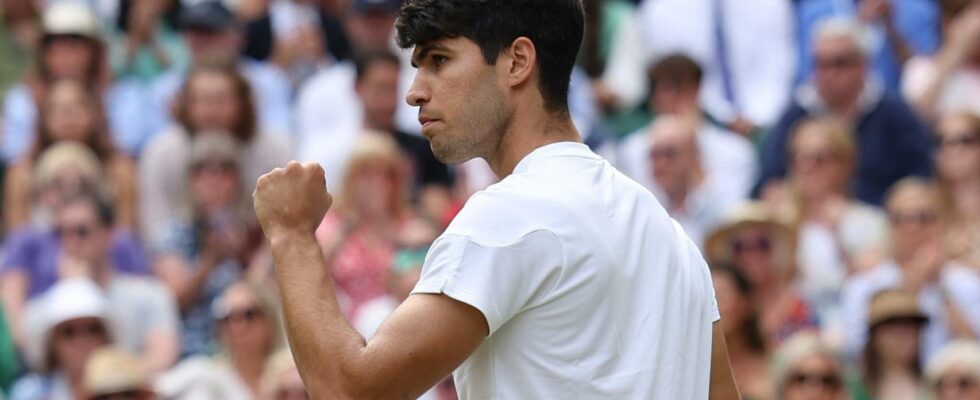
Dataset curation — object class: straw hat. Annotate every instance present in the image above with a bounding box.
[23,278,110,373]
[83,347,154,400]
[868,288,928,329]
[42,2,100,39]
[704,202,796,265]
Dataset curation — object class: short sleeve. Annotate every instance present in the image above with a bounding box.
[412,230,564,335]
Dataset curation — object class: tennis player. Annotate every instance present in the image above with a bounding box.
[253,0,740,398]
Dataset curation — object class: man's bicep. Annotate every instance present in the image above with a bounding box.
[356,293,487,398]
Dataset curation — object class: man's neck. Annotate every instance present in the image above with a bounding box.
[485,110,581,178]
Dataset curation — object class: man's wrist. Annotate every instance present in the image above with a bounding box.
[267,228,319,250]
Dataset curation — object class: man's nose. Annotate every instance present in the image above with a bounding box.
[405,75,430,107]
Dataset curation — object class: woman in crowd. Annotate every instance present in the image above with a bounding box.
[4,79,138,231]
[259,349,309,400]
[782,117,890,331]
[706,202,816,348]
[770,333,849,400]
[851,289,929,400]
[140,62,291,244]
[925,340,980,400]
[156,280,284,399]
[935,111,980,269]
[841,178,980,363]
[152,134,264,357]
[711,263,772,400]
[9,279,112,400]
[315,133,413,317]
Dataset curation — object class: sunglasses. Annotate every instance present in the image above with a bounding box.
[219,306,264,325]
[788,371,842,389]
[889,210,939,226]
[192,161,237,174]
[815,54,862,70]
[56,321,106,339]
[55,224,95,240]
[90,390,150,400]
[940,133,980,150]
[793,150,839,166]
[732,237,772,255]
[936,375,978,392]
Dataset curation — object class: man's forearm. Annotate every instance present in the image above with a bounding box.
[269,231,369,398]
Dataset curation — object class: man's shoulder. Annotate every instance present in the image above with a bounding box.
[443,179,568,246]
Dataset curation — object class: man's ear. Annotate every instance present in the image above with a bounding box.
[501,37,536,89]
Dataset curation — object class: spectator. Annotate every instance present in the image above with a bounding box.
[770,332,849,400]
[644,116,726,247]
[2,1,152,161]
[935,111,980,269]
[711,263,772,400]
[780,117,890,329]
[10,278,112,400]
[795,0,941,92]
[157,281,284,399]
[618,54,757,211]
[705,202,816,347]
[81,347,156,400]
[315,134,412,317]
[759,17,934,206]
[152,134,261,357]
[4,79,138,231]
[606,0,796,134]
[851,289,928,400]
[147,0,292,137]
[0,171,149,349]
[140,63,291,245]
[841,178,980,363]
[259,349,308,400]
[925,340,980,400]
[902,1,980,120]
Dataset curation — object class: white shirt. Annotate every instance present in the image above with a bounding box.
[412,142,720,399]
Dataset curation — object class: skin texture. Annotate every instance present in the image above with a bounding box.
[254,34,739,399]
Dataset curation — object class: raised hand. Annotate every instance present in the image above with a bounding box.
[254,162,333,240]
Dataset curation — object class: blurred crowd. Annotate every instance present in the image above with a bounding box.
[0,0,977,399]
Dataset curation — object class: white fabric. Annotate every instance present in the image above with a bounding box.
[605,0,795,126]
[293,62,362,188]
[901,56,980,116]
[840,261,980,363]
[647,178,728,249]
[412,142,720,399]
[105,276,180,356]
[617,121,757,215]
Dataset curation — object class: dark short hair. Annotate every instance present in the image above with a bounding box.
[648,54,703,90]
[354,50,401,83]
[395,0,584,113]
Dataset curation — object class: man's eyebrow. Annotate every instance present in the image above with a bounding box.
[411,43,450,68]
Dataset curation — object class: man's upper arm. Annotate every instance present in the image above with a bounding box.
[344,293,487,399]
[709,322,741,400]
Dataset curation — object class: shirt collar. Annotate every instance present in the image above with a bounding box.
[512,141,597,174]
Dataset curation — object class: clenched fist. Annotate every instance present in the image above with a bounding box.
[253,161,333,240]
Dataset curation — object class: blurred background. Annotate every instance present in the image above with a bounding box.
[0,0,978,399]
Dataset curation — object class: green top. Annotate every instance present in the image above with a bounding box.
[0,305,21,394]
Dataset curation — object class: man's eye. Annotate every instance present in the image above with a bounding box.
[432,55,448,66]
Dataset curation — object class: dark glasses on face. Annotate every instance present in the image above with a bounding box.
[56,321,106,339]
[940,133,980,150]
[55,224,95,240]
[936,375,978,392]
[91,390,151,400]
[732,237,772,254]
[793,150,839,166]
[788,371,842,389]
[219,306,264,325]
[889,210,939,226]
[815,54,861,70]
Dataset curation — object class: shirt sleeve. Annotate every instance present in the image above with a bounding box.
[411,231,564,335]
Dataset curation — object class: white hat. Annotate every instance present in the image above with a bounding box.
[42,1,101,39]
[24,278,110,373]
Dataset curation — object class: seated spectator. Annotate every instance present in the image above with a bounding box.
[618,54,757,209]
[841,178,980,363]
[902,1,980,120]
[780,117,890,328]
[316,134,413,317]
[140,63,291,244]
[4,79,138,231]
[935,111,980,269]
[0,185,148,350]
[645,116,727,247]
[81,347,156,400]
[152,134,264,357]
[2,2,153,160]
[759,18,933,206]
[851,289,929,400]
[157,281,284,399]
[925,340,980,400]
[770,332,849,400]
[147,1,292,137]
[705,202,816,347]
[10,278,112,400]
[259,349,308,400]
[711,263,772,400]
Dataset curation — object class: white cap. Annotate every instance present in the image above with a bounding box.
[42,1,101,38]
[24,278,110,372]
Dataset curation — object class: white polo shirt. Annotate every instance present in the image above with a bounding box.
[413,142,720,399]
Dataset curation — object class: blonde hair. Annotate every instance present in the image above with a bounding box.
[884,177,946,218]
[335,132,409,220]
[214,280,286,362]
[925,340,980,390]
[785,117,858,228]
[770,332,846,400]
